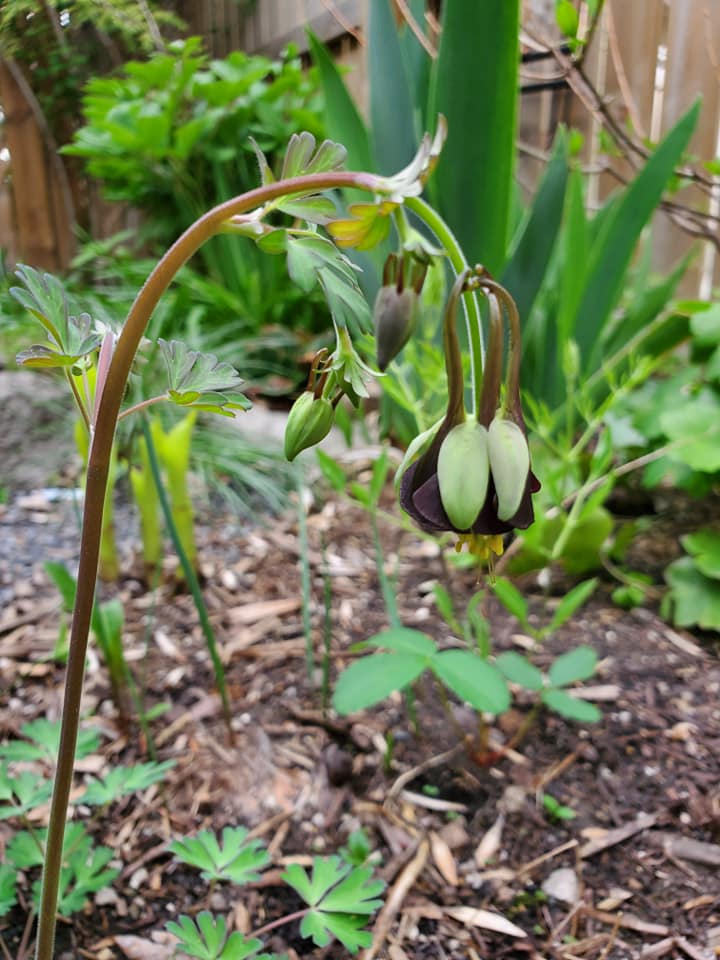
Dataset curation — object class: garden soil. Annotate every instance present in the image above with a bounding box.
[1,452,719,960]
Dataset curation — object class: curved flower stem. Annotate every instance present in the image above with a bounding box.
[34,169,381,960]
[404,196,485,396]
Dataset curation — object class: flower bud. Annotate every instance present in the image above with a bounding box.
[437,419,490,531]
[373,283,420,371]
[284,391,334,461]
[488,418,530,522]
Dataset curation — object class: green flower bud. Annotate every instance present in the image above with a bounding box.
[373,283,420,371]
[438,419,490,531]
[488,418,530,522]
[284,392,334,461]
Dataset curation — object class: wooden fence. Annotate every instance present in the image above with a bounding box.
[1,0,718,293]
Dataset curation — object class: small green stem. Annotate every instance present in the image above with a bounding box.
[405,195,485,395]
[64,369,90,429]
[117,394,168,421]
[370,509,400,628]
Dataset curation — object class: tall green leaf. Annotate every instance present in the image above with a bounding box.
[397,0,431,137]
[429,0,520,272]
[577,101,700,369]
[369,0,418,174]
[501,128,569,323]
[307,30,373,173]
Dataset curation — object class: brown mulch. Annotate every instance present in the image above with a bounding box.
[1,476,719,960]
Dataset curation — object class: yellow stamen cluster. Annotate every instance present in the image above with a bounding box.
[455,533,505,560]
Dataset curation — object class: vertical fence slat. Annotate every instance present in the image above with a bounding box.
[0,61,61,270]
[654,0,720,294]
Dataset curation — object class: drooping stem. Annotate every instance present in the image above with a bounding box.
[34,169,380,960]
[404,195,485,397]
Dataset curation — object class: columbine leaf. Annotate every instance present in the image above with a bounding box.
[81,760,175,806]
[0,767,51,819]
[10,264,68,343]
[665,556,720,630]
[0,719,99,764]
[548,645,598,687]
[281,133,347,179]
[167,913,276,960]
[285,235,371,336]
[159,339,244,394]
[282,857,383,954]
[170,827,269,884]
[431,650,511,715]
[159,340,249,417]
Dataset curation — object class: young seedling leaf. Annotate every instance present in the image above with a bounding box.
[542,688,602,723]
[0,765,52,819]
[491,578,530,628]
[496,651,544,691]
[364,628,437,656]
[431,651,510,714]
[170,827,269,884]
[333,652,428,715]
[548,645,598,687]
[315,449,346,492]
[547,578,598,633]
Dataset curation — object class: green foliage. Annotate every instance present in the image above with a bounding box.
[492,577,598,641]
[3,819,118,917]
[167,913,279,960]
[664,531,720,631]
[80,761,176,806]
[497,646,602,723]
[542,793,577,821]
[282,857,384,953]
[170,828,270,885]
[0,718,99,765]
[65,39,330,365]
[333,627,510,716]
[0,864,16,917]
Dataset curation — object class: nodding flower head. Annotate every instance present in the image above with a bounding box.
[398,269,540,562]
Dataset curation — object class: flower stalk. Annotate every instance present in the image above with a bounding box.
[34,159,485,959]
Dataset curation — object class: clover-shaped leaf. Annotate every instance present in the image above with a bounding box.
[170,827,270,885]
[282,856,384,954]
[158,340,250,417]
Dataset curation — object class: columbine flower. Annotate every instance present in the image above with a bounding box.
[399,270,539,561]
